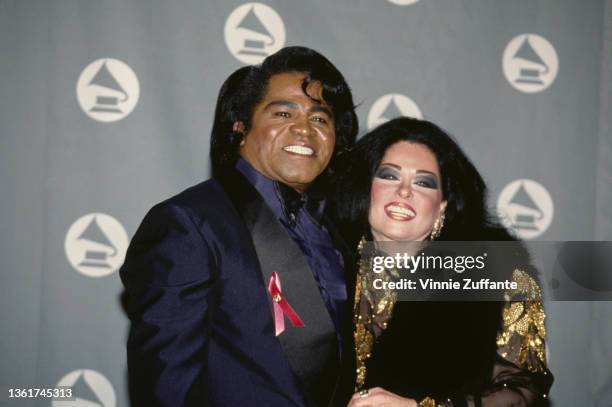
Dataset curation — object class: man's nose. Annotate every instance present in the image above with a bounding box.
[290,117,312,137]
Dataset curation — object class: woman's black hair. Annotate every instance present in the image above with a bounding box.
[330,117,513,247]
[210,46,358,179]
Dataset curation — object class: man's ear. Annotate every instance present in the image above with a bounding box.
[233,121,246,146]
[233,121,245,133]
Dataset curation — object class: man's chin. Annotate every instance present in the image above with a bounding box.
[281,180,311,193]
[278,174,321,192]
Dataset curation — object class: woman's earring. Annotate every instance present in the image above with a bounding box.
[429,213,445,240]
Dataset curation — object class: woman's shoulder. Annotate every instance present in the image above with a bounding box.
[470,223,517,241]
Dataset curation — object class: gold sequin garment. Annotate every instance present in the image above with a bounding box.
[353,239,398,390]
[496,269,548,372]
[418,396,443,407]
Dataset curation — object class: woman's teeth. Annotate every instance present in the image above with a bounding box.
[387,205,415,218]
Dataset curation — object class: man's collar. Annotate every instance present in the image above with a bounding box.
[275,182,326,223]
[236,158,326,223]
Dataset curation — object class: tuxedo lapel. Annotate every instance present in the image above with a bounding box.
[219,168,341,407]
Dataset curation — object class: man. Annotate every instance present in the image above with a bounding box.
[120,47,358,406]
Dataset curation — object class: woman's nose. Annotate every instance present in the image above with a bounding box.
[397,183,412,198]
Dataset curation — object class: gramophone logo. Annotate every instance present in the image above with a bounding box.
[503,34,559,93]
[497,179,554,239]
[367,93,423,130]
[387,0,420,5]
[64,213,129,278]
[76,58,140,122]
[224,3,286,64]
[52,369,116,407]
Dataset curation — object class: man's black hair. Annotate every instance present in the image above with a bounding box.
[210,46,358,180]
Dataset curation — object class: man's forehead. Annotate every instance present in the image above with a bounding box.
[263,72,327,105]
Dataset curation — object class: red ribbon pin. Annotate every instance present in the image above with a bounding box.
[267,272,305,336]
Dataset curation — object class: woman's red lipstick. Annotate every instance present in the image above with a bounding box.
[384,202,416,221]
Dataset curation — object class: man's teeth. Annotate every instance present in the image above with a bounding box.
[283,145,314,156]
[388,206,415,217]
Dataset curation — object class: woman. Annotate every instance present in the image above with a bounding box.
[330,117,553,407]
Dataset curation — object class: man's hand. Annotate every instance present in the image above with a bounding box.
[347,387,418,407]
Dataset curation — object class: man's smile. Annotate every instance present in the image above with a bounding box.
[283,145,315,156]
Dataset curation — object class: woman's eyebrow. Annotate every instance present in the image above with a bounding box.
[415,169,438,177]
[378,162,401,170]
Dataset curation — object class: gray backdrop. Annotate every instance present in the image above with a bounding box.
[1,0,611,406]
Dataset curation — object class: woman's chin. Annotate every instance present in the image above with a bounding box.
[373,233,428,242]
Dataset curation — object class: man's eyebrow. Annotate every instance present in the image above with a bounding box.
[309,105,333,117]
[262,100,333,118]
[263,100,297,110]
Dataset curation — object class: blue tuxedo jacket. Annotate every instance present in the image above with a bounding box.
[120,169,355,406]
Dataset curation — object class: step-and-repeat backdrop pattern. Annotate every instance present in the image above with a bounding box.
[1,0,611,405]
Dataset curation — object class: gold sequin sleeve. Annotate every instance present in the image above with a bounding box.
[478,268,553,406]
[496,269,548,373]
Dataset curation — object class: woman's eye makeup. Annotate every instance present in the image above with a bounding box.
[413,175,438,189]
[374,166,399,180]
[375,165,439,188]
